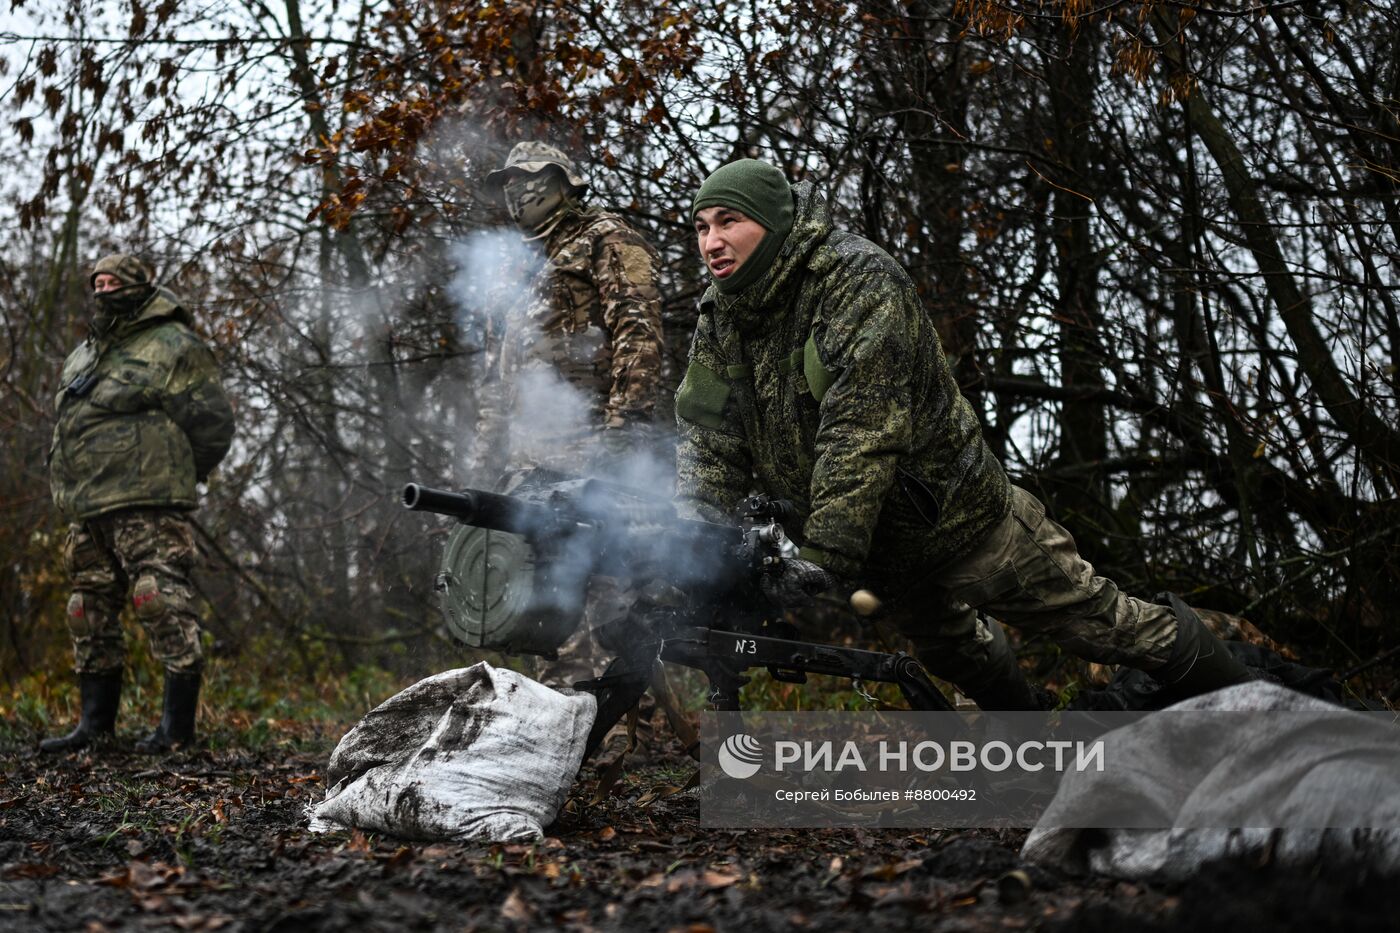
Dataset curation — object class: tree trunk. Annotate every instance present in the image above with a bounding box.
[1153,9,1400,491]
[1044,24,1109,562]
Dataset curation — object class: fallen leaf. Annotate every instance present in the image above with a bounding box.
[862,858,923,881]
[128,860,178,891]
[133,892,168,912]
[702,868,742,889]
[499,889,534,922]
[380,847,414,871]
[95,867,133,889]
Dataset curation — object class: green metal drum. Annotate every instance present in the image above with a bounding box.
[435,524,584,656]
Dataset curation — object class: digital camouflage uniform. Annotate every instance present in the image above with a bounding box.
[50,262,234,676]
[481,143,666,686]
[677,181,1183,698]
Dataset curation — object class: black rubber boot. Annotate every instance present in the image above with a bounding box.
[941,622,1046,711]
[1150,593,1254,702]
[959,658,1044,711]
[135,668,201,753]
[39,671,122,753]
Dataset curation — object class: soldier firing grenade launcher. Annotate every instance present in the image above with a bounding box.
[402,475,955,758]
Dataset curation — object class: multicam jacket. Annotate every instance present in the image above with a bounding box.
[675,182,1010,590]
[49,289,235,521]
[480,205,664,473]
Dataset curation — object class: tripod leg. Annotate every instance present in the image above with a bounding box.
[893,654,958,713]
[581,673,650,761]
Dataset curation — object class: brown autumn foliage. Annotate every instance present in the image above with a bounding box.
[2,0,1398,701]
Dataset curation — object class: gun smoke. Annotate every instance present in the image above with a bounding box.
[438,224,719,646]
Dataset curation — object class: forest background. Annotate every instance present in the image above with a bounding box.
[2,0,1398,727]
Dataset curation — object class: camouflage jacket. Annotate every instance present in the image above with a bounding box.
[675,182,1010,590]
[479,205,664,474]
[49,289,235,521]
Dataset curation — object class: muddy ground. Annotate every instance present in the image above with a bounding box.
[2,725,1397,933]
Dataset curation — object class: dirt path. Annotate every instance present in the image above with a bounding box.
[0,736,1389,932]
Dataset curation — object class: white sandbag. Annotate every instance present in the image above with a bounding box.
[309,662,597,842]
[1022,682,1400,880]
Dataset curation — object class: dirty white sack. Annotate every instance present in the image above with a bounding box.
[309,662,597,842]
[1022,682,1400,880]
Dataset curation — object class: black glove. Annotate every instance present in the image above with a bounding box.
[759,557,841,608]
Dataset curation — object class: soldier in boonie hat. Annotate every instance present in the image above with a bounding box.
[470,141,668,742]
[484,141,591,241]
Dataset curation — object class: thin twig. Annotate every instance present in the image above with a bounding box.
[1241,523,1400,616]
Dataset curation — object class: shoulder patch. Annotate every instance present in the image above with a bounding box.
[612,242,654,281]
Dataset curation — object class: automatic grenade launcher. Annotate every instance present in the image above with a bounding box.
[402,473,955,758]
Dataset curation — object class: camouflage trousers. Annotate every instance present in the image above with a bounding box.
[62,508,205,675]
[533,576,631,688]
[495,465,655,690]
[893,486,1178,690]
[534,576,673,758]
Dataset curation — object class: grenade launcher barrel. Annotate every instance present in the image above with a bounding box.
[402,483,571,538]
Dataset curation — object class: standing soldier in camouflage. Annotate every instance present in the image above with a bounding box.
[479,141,665,687]
[677,159,1254,709]
[42,254,235,753]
